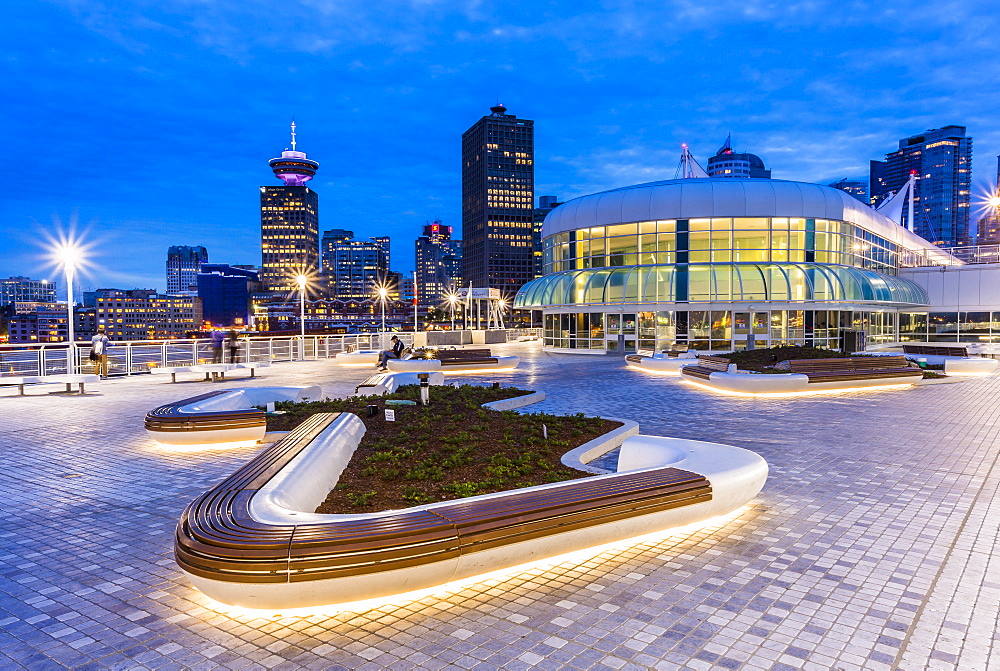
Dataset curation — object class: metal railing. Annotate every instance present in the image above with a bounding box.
[0,329,542,378]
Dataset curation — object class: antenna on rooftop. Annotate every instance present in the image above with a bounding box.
[290,119,297,152]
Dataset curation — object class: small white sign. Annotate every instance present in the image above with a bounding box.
[385,409,396,422]
[542,424,548,440]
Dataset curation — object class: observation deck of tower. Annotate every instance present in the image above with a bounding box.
[268,121,320,185]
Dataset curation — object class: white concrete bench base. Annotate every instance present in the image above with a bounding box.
[47,374,101,394]
[150,367,194,383]
[1,376,45,395]
[335,350,380,365]
[386,356,520,373]
[354,371,446,396]
[146,386,322,446]
[181,414,766,610]
[942,358,998,375]
[626,357,698,374]
[686,371,923,396]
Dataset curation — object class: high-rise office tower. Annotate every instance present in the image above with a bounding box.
[532,196,563,279]
[260,122,320,292]
[869,125,972,246]
[166,245,208,293]
[706,135,771,178]
[415,221,462,306]
[320,231,390,299]
[461,104,535,293]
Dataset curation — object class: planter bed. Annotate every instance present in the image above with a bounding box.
[266,384,619,513]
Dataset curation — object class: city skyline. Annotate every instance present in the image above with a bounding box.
[3,2,1000,292]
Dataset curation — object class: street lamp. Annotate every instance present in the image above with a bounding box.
[56,244,80,373]
[447,293,458,331]
[377,286,389,333]
[296,274,307,361]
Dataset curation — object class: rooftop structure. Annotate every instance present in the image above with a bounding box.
[705,135,771,179]
[260,123,320,292]
[518,177,957,353]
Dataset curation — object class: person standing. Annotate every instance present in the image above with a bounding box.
[227,330,240,364]
[90,325,111,378]
[210,329,225,363]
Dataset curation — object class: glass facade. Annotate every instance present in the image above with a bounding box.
[542,218,903,276]
[542,309,902,352]
[516,264,927,308]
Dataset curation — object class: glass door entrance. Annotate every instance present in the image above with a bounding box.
[605,313,637,353]
[733,311,770,350]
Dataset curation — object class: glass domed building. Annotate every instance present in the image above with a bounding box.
[514,178,958,354]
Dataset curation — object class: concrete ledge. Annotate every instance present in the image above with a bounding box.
[481,390,546,411]
[387,356,520,373]
[626,357,698,374]
[685,370,923,396]
[561,418,640,474]
[335,350,380,365]
[943,358,998,375]
[353,371,446,396]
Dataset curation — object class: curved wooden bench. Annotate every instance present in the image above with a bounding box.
[902,344,969,357]
[146,386,322,445]
[787,356,918,383]
[175,413,733,608]
[679,356,732,381]
[145,390,265,441]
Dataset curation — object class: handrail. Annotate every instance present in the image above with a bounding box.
[0,329,543,378]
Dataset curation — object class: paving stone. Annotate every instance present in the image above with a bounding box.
[1,344,998,668]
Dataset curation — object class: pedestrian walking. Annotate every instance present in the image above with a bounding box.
[210,329,225,363]
[90,325,111,378]
[227,330,240,364]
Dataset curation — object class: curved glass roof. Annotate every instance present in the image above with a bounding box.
[514,263,929,308]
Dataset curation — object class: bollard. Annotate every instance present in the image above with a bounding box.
[418,372,430,406]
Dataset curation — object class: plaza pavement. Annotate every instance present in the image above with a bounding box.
[0,341,997,671]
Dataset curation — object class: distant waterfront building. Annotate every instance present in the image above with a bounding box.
[9,306,97,343]
[92,289,202,340]
[706,135,771,178]
[261,297,410,333]
[415,221,463,306]
[533,196,563,278]
[166,246,208,293]
[321,230,390,299]
[0,276,57,306]
[827,178,869,204]
[461,104,535,294]
[869,125,972,247]
[260,123,320,292]
[197,264,262,327]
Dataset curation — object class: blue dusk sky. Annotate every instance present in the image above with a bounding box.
[2,0,999,294]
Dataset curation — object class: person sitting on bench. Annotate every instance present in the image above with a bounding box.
[377,336,404,370]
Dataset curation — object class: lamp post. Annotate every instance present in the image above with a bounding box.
[57,245,79,374]
[296,274,307,361]
[377,286,388,334]
[447,293,458,331]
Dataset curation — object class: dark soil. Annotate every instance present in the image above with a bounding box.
[713,345,944,379]
[265,385,621,514]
